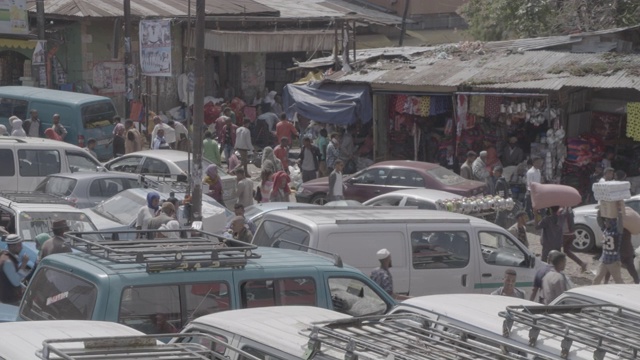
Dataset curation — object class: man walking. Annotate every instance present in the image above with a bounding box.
[526,156,543,220]
[51,114,67,140]
[235,168,254,208]
[328,159,345,201]
[0,234,29,305]
[508,211,530,248]
[558,207,588,273]
[370,248,406,300]
[472,150,490,183]
[536,206,563,262]
[316,129,329,176]
[235,118,254,176]
[203,131,221,166]
[541,252,571,304]
[220,117,237,170]
[493,165,511,228]
[125,119,142,154]
[326,133,341,175]
[593,215,624,284]
[459,151,477,180]
[275,113,298,144]
[298,137,321,182]
[40,220,72,260]
[23,109,41,137]
[274,137,290,174]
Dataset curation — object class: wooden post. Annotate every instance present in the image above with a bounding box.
[191,0,205,222]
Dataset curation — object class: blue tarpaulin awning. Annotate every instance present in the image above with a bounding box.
[282,83,372,125]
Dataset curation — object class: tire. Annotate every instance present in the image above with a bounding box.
[573,224,595,252]
[310,193,328,205]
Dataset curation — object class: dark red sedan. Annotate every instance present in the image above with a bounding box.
[295,161,487,205]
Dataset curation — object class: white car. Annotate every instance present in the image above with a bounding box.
[550,284,640,312]
[363,188,463,209]
[572,195,640,251]
[104,149,237,208]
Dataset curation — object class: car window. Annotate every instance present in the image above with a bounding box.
[349,168,390,185]
[175,159,213,173]
[0,149,15,176]
[20,267,97,321]
[82,101,117,129]
[479,231,528,267]
[240,346,284,360]
[411,231,470,269]
[252,220,310,250]
[427,166,466,186]
[19,211,98,241]
[240,278,316,309]
[108,156,142,173]
[18,149,60,177]
[328,277,387,317]
[141,158,171,175]
[405,197,436,210]
[89,178,139,198]
[181,330,229,355]
[368,196,403,206]
[386,169,424,187]
[35,176,77,197]
[552,297,590,305]
[67,151,100,172]
[119,282,230,334]
[0,98,27,119]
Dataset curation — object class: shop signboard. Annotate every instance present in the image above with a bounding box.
[139,19,172,77]
[0,0,28,35]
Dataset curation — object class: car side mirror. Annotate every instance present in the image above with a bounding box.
[96,166,107,172]
[529,254,536,268]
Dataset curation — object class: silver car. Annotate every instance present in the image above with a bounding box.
[103,149,237,208]
[34,172,142,209]
[572,195,640,251]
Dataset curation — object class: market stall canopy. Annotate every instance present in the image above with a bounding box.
[283,83,372,125]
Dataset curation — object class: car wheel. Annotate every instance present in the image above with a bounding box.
[310,193,328,205]
[573,224,595,252]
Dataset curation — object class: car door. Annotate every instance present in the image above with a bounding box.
[406,224,474,296]
[106,155,143,174]
[344,167,391,202]
[476,228,536,296]
[385,169,426,191]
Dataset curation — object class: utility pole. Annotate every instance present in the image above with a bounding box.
[36,0,46,87]
[190,0,205,223]
[124,0,132,118]
[399,0,410,46]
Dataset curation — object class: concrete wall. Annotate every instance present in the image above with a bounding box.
[240,52,266,103]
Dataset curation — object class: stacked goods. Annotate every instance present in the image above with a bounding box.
[434,195,515,215]
[593,181,631,219]
[530,182,581,210]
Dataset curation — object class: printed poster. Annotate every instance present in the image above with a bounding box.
[139,19,172,76]
[92,61,126,94]
[0,0,28,35]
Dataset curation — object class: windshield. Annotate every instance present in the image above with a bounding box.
[82,101,117,129]
[427,166,467,186]
[94,192,144,225]
[34,177,77,197]
[19,211,99,241]
[174,159,214,174]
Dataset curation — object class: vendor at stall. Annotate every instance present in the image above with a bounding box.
[502,137,524,167]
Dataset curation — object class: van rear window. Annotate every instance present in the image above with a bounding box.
[252,220,309,250]
[20,267,97,321]
[82,102,117,129]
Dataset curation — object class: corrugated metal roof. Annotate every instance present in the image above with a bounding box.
[26,0,278,18]
[326,50,640,91]
[250,0,404,24]
[297,46,435,68]
[205,29,335,53]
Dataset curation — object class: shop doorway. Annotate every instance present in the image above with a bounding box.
[0,51,26,86]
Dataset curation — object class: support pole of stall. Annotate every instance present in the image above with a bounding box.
[190,0,205,223]
[124,0,132,118]
[333,18,339,71]
[399,0,410,46]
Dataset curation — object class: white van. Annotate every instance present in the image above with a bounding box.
[252,208,544,297]
[391,294,640,360]
[0,137,102,191]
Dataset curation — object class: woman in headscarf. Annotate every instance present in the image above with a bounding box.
[136,192,160,235]
[259,166,274,203]
[270,170,291,202]
[112,123,126,158]
[261,146,283,173]
[44,128,62,140]
[10,117,26,137]
[0,124,7,136]
[204,164,224,205]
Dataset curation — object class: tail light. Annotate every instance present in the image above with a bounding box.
[77,134,85,147]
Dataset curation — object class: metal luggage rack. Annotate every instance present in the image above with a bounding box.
[302,313,561,360]
[66,229,260,273]
[139,174,189,193]
[500,304,640,360]
[38,332,260,360]
[0,191,73,205]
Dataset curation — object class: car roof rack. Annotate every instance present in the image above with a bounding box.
[66,229,260,273]
[139,174,189,193]
[500,304,640,360]
[0,191,73,205]
[39,332,260,360]
[273,238,343,267]
[303,313,561,360]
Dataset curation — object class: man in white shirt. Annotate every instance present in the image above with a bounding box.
[328,159,345,201]
[235,118,254,176]
[169,120,189,151]
[151,116,175,148]
[599,167,614,182]
[525,156,543,220]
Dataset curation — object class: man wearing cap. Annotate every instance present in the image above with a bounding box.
[472,150,490,182]
[0,234,29,304]
[371,248,394,296]
[40,220,72,260]
[491,269,525,299]
[459,151,477,180]
[502,137,524,167]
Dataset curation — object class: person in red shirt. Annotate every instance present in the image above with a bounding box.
[274,113,298,145]
[274,137,290,174]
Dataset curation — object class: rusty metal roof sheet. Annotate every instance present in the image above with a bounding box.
[26,0,278,18]
[326,50,640,91]
[250,0,404,24]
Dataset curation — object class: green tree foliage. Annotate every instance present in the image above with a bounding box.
[459,0,640,41]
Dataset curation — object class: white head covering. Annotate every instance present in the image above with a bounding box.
[0,124,6,135]
[376,248,391,260]
[10,117,26,137]
[5,234,22,244]
[159,220,181,238]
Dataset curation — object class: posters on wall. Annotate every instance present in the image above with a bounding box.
[93,62,127,94]
[0,0,28,35]
[139,19,171,76]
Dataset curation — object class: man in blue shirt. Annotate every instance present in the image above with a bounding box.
[370,248,393,296]
[593,216,624,284]
[529,250,561,303]
[0,234,29,305]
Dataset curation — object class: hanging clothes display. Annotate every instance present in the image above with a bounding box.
[626,102,640,141]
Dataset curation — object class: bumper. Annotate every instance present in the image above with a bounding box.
[295,193,312,203]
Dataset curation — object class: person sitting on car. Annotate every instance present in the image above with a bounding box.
[40,220,72,260]
[147,202,176,239]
